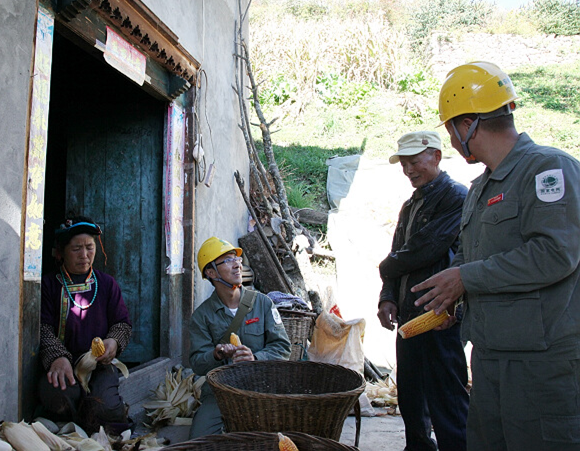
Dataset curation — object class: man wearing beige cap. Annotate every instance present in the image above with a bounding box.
[378,131,469,450]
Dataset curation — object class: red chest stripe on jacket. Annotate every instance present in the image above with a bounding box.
[245,317,259,325]
[487,193,504,206]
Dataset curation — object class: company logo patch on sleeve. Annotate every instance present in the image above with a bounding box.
[272,307,283,325]
[536,169,564,202]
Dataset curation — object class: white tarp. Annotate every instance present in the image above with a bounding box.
[326,154,484,369]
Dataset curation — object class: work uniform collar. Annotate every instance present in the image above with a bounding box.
[207,285,245,313]
[488,132,533,182]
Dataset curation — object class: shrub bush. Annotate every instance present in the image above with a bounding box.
[528,0,580,36]
[316,73,377,108]
[406,0,494,49]
[260,75,298,105]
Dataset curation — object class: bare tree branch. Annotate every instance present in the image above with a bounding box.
[238,39,295,241]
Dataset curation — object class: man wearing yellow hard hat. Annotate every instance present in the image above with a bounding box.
[188,237,291,439]
[413,62,580,449]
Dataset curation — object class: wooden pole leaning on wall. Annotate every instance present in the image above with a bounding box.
[234,170,295,295]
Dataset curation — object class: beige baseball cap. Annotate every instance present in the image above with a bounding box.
[389,131,442,164]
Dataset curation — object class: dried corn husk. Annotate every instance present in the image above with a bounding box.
[31,421,74,450]
[112,358,129,378]
[90,427,112,451]
[74,438,106,451]
[365,378,398,407]
[2,421,50,451]
[33,417,59,434]
[143,368,201,428]
[118,432,165,450]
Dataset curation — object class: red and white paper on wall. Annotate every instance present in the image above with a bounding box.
[104,26,147,86]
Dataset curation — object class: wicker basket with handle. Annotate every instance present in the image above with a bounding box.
[279,309,316,361]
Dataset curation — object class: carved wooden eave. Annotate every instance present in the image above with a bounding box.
[55,0,199,89]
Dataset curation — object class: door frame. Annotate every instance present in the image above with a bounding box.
[20,0,198,419]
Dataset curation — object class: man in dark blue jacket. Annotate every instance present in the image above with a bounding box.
[377,131,469,451]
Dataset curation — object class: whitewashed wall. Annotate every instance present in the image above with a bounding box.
[143,0,251,307]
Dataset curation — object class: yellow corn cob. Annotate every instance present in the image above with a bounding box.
[398,310,450,339]
[230,332,242,346]
[278,433,299,451]
[91,337,106,357]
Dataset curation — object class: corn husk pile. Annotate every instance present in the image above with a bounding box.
[142,368,203,429]
[365,376,398,414]
[0,420,166,451]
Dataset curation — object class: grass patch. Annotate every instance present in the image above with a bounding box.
[285,180,317,209]
[511,64,580,115]
[510,62,580,157]
[256,137,361,210]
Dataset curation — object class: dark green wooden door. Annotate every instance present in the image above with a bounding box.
[66,98,164,365]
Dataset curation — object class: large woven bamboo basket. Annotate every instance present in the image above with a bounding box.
[160,431,359,450]
[205,361,365,442]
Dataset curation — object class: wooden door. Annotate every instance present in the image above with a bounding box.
[66,97,164,365]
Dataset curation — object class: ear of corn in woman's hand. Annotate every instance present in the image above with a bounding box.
[91,337,106,357]
[398,310,450,339]
[230,332,242,346]
[75,348,98,393]
[278,432,299,451]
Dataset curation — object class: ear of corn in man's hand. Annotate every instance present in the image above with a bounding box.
[278,432,299,451]
[398,310,450,339]
[230,332,242,346]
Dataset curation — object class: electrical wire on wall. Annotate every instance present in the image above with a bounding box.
[192,0,216,188]
[199,69,216,187]
[192,76,207,187]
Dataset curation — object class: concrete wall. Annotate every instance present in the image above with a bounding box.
[143,0,251,307]
[0,0,37,420]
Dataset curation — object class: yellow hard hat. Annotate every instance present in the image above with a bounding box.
[438,61,518,125]
[197,236,242,277]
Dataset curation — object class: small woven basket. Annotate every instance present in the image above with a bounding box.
[206,360,365,442]
[160,431,359,450]
[279,309,316,361]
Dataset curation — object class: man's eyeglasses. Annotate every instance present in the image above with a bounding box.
[215,256,242,267]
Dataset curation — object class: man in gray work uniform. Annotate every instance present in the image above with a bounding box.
[189,237,291,438]
[413,61,580,450]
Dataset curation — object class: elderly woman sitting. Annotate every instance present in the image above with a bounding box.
[38,214,132,435]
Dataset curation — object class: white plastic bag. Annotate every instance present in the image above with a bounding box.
[308,311,375,416]
[308,310,365,373]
